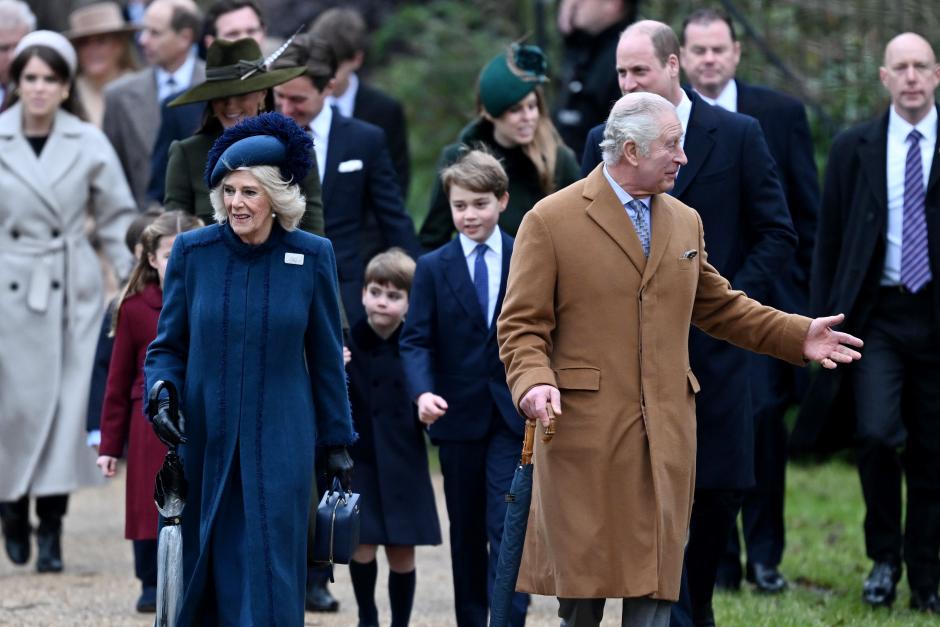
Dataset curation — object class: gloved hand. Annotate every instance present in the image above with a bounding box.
[152,398,187,447]
[326,446,353,492]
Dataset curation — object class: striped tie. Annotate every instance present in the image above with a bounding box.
[900,129,932,293]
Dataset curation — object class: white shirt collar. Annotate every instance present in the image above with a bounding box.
[459,226,503,258]
[675,89,693,145]
[888,102,937,146]
[309,103,333,140]
[695,79,737,112]
[327,72,358,118]
[602,163,650,209]
[155,47,197,93]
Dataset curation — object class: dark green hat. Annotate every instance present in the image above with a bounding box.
[168,38,306,107]
[478,43,549,118]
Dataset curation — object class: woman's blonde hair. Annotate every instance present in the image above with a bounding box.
[479,86,563,196]
[209,165,306,231]
[110,210,203,336]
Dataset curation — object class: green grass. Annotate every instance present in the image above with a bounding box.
[714,460,935,625]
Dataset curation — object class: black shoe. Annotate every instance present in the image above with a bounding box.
[910,590,940,614]
[35,529,63,573]
[0,504,30,565]
[305,580,339,612]
[747,563,787,594]
[136,586,157,613]
[862,561,901,607]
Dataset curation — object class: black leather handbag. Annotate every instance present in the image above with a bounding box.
[311,477,360,572]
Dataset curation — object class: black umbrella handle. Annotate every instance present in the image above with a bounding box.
[148,380,179,422]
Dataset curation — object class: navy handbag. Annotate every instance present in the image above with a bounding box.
[311,477,360,573]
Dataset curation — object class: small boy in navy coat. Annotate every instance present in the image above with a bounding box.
[400,150,528,627]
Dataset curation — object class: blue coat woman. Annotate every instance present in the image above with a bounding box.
[145,113,356,626]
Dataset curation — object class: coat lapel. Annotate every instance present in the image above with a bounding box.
[40,109,83,191]
[489,231,513,337]
[0,104,63,215]
[857,114,888,224]
[927,104,940,196]
[640,194,674,289]
[441,239,487,331]
[583,166,646,276]
[672,93,716,199]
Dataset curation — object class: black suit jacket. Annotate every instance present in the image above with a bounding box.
[581,92,796,488]
[322,108,420,324]
[791,106,940,456]
[353,82,410,197]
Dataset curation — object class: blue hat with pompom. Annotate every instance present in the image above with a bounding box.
[205,112,314,189]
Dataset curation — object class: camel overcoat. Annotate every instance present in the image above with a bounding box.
[497,165,811,600]
[0,105,135,501]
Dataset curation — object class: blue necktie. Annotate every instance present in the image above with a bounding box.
[474,244,489,324]
[901,129,932,292]
[627,200,650,257]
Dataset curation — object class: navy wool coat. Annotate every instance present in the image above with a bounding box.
[347,319,441,546]
[145,222,355,626]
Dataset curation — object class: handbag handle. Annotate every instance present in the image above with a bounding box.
[327,476,350,505]
[147,379,179,422]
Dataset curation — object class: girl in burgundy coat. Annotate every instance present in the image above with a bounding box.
[95,211,202,613]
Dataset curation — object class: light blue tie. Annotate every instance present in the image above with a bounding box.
[474,244,489,324]
[627,200,650,256]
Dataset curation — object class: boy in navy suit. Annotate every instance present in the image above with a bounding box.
[400,150,528,627]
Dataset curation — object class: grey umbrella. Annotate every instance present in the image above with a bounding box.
[149,381,187,627]
[490,409,556,627]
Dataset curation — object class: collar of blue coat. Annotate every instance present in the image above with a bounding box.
[219,219,284,257]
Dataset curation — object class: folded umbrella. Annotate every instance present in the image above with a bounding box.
[149,380,187,627]
[490,408,556,627]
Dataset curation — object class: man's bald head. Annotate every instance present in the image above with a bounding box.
[880,32,940,125]
[616,20,683,105]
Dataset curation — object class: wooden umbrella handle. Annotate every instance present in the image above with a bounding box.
[521,419,536,465]
[542,405,557,443]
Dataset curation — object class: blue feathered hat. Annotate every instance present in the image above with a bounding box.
[205,112,314,189]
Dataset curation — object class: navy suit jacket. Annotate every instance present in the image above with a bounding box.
[322,108,419,323]
[581,92,796,489]
[353,83,410,197]
[147,91,203,204]
[400,232,524,442]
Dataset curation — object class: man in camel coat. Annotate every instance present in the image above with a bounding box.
[497,92,863,627]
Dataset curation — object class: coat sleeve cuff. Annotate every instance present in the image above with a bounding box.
[777,314,813,365]
[511,367,558,411]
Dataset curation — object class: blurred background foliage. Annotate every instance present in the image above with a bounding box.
[363,0,940,223]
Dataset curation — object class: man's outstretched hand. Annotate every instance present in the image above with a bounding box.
[802,313,864,369]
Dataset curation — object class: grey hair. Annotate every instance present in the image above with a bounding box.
[209,165,306,231]
[0,0,35,32]
[599,92,676,167]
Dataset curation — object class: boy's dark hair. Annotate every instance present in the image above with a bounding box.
[440,148,509,198]
[309,7,368,63]
[680,7,737,44]
[272,32,336,91]
[204,0,264,39]
[364,247,416,293]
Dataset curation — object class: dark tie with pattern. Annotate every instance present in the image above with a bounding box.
[901,129,932,292]
[474,244,489,323]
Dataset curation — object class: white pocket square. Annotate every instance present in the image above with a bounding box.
[338,159,363,173]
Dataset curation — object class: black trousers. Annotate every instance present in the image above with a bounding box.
[133,539,158,588]
[0,494,68,532]
[852,285,940,592]
[671,490,743,627]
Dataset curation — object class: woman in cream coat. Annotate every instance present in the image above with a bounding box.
[0,31,135,573]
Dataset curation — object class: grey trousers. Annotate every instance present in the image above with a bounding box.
[558,597,671,627]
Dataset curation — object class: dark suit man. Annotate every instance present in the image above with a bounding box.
[679,8,820,594]
[273,33,418,325]
[581,20,795,626]
[147,0,268,205]
[794,33,940,614]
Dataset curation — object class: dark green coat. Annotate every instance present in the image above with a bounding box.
[418,117,580,249]
[164,130,325,235]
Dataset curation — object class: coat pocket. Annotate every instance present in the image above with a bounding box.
[554,367,600,391]
[687,369,701,394]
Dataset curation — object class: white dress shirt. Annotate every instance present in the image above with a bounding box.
[155,47,197,103]
[694,79,738,112]
[308,104,333,183]
[882,104,937,284]
[602,164,652,236]
[459,227,503,326]
[327,72,358,119]
[676,89,693,148]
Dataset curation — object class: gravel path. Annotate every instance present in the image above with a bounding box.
[0,471,624,626]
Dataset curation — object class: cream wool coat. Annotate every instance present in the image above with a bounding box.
[497,165,811,600]
[0,104,135,500]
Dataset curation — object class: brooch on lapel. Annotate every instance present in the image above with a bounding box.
[284,252,304,265]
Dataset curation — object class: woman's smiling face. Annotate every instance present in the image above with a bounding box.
[222,169,274,244]
[211,89,266,129]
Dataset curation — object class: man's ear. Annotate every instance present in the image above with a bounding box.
[497,192,510,212]
[623,140,640,167]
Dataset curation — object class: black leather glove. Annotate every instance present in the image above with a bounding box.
[152,397,187,447]
[325,446,353,492]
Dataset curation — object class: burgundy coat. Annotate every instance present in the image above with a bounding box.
[99,283,166,540]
